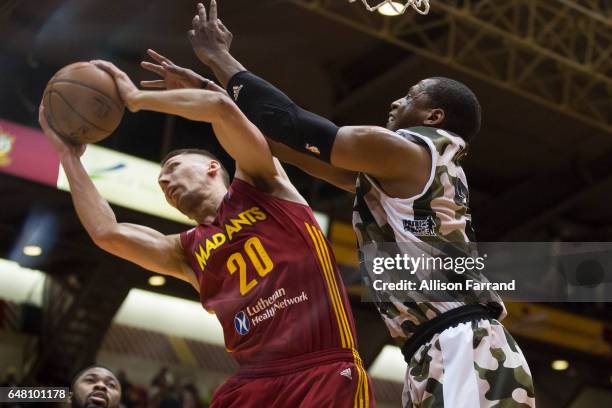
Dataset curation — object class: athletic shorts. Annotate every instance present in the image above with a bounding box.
[210,348,374,408]
[402,319,535,408]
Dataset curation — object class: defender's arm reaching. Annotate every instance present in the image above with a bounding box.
[93,60,306,204]
[188,1,431,198]
[137,48,359,193]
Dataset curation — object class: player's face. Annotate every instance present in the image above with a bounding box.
[71,367,120,408]
[387,79,436,131]
[158,154,214,213]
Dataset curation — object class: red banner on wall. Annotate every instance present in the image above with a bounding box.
[0,119,60,186]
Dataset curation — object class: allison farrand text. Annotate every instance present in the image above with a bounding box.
[371,278,516,292]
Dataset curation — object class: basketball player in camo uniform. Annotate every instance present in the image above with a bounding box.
[169,2,536,406]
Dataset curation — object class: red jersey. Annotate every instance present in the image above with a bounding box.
[180,178,359,366]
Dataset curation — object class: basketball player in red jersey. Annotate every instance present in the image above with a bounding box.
[37,58,374,407]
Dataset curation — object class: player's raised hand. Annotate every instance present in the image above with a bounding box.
[38,102,86,158]
[141,49,209,90]
[188,0,233,66]
[91,60,141,112]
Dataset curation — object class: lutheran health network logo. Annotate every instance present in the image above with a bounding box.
[234,311,250,335]
[233,288,309,335]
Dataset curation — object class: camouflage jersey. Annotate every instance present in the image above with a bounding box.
[352,126,506,340]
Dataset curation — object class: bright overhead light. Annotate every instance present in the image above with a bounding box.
[551,360,569,371]
[114,289,224,345]
[378,2,404,16]
[148,275,166,287]
[23,245,42,257]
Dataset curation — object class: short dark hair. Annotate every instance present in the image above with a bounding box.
[424,77,481,141]
[71,365,118,390]
[161,148,230,187]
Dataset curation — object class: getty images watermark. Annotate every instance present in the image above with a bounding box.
[370,252,515,292]
[361,242,612,302]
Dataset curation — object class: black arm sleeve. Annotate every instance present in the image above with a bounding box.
[226,71,338,163]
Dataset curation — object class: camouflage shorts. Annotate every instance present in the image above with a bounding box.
[402,319,535,408]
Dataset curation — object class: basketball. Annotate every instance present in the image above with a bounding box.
[43,62,125,144]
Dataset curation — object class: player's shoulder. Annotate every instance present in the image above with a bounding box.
[400,126,464,143]
[179,226,199,247]
[232,170,308,208]
[399,126,467,154]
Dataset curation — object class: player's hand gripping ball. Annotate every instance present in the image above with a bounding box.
[42,62,125,144]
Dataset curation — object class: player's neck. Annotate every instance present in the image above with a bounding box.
[192,187,226,224]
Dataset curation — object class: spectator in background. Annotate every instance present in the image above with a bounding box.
[70,365,121,408]
[180,381,203,408]
[150,367,180,408]
[117,370,144,408]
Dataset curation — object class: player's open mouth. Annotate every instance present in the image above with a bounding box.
[88,391,108,405]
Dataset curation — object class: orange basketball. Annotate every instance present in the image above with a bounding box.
[43,62,125,144]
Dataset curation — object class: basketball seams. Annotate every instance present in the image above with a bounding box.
[45,85,70,141]
[48,79,124,112]
[45,89,110,135]
[42,62,125,144]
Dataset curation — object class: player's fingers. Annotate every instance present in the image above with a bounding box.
[140,61,165,77]
[91,59,116,69]
[90,60,114,76]
[187,29,196,43]
[92,61,134,91]
[209,0,217,21]
[90,59,109,69]
[197,2,206,23]
[192,14,200,30]
[164,67,186,77]
[90,60,120,77]
[162,62,182,72]
[218,19,230,35]
[147,49,172,65]
[140,80,166,88]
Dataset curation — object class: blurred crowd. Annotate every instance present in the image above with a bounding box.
[117,367,209,408]
[0,366,211,408]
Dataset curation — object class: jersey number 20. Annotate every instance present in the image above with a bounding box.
[227,237,274,295]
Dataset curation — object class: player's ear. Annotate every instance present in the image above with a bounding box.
[424,108,444,126]
[207,160,221,177]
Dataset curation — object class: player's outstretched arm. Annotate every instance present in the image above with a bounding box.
[38,105,198,290]
[188,1,360,192]
[140,48,227,95]
[188,1,244,88]
[267,140,357,193]
[333,125,432,197]
[139,46,358,193]
[93,60,306,203]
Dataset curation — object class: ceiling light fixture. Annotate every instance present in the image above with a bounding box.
[551,360,569,371]
[148,275,166,287]
[23,245,42,257]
